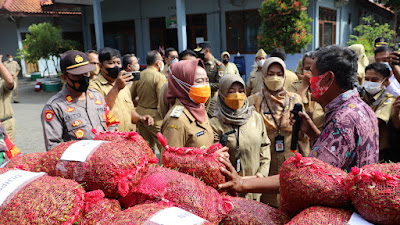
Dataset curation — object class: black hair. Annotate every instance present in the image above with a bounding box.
[99,47,121,63]
[6,54,12,57]
[365,62,391,78]
[314,45,357,90]
[122,54,136,70]
[302,51,315,68]
[270,48,286,61]
[165,48,177,58]
[179,49,197,60]
[146,50,160,65]
[86,50,98,55]
[374,45,394,55]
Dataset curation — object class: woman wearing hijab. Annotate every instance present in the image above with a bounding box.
[161,59,214,148]
[249,57,310,207]
[210,74,271,201]
[349,44,369,84]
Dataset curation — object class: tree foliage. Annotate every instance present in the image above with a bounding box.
[347,16,395,56]
[376,0,399,40]
[18,22,80,76]
[258,0,312,54]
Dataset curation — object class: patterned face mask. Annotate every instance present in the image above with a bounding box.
[309,72,331,100]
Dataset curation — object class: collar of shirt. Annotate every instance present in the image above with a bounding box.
[146,65,159,72]
[324,88,359,116]
[98,74,111,85]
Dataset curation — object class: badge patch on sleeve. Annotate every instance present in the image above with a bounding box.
[75,129,85,139]
[95,100,102,105]
[44,110,55,122]
[196,130,205,137]
[72,120,82,127]
[218,70,224,77]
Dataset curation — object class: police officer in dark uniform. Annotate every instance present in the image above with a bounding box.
[194,41,224,117]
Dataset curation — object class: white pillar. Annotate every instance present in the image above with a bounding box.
[93,0,104,51]
[16,27,27,77]
[176,0,187,52]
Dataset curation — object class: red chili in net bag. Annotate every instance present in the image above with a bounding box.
[220,196,290,225]
[119,167,233,223]
[93,130,155,160]
[3,152,47,172]
[345,163,400,225]
[42,140,158,199]
[279,153,349,218]
[158,133,229,191]
[0,168,85,225]
[78,190,122,225]
[98,203,215,225]
[286,206,353,224]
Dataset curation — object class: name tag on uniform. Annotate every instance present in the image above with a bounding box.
[196,130,205,137]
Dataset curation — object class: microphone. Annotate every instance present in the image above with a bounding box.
[290,103,303,153]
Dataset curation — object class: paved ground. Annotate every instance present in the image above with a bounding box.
[13,78,55,154]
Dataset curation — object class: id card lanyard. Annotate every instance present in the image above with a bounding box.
[263,94,287,152]
[232,125,241,173]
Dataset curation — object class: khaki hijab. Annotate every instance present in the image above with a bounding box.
[349,44,369,84]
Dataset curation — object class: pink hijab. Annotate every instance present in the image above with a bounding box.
[167,59,207,123]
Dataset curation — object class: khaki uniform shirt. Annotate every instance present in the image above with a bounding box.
[3,60,20,76]
[288,81,325,130]
[205,57,224,94]
[0,80,13,120]
[41,86,117,151]
[89,74,135,132]
[284,70,299,90]
[247,69,263,95]
[294,58,303,75]
[210,111,271,177]
[131,66,167,118]
[362,90,395,151]
[249,91,310,176]
[158,82,170,119]
[222,62,239,75]
[161,99,213,148]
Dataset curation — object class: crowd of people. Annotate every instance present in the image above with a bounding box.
[1,37,400,208]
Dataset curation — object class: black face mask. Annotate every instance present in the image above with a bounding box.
[67,75,90,92]
[197,51,205,61]
[106,66,121,79]
[223,59,229,64]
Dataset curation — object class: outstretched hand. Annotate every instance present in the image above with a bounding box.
[218,157,244,193]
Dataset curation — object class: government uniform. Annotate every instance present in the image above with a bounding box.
[222,62,239,75]
[288,81,325,130]
[247,68,263,95]
[41,86,118,151]
[89,74,136,132]
[249,91,310,207]
[3,60,20,102]
[361,89,395,161]
[210,111,271,201]
[131,66,167,150]
[205,57,224,117]
[158,82,170,119]
[284,70,299,90]
[161,99,213,148]
[0,79,15,141]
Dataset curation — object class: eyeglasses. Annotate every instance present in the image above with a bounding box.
[168,56,179,59]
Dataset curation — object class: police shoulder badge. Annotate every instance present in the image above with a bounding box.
[88,92,94,99]
[95,99,102,105]
[66,107,75,112]
[72,120,82,127]
[65,95,74,103]
[44,110,55,122]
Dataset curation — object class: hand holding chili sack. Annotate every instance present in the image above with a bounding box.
[345,163,400,225]
[279,153,349,218]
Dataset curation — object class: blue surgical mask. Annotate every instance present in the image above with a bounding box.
[382,62,392,71]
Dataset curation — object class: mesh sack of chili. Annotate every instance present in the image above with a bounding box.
[158,133,229,191]
[119,167,233,224]
[345,163,400,225]
[220,196,290,225]
[98,203,215,225]
[78,190,122,225]
[3,152,47,172]
[279,153,349,218]
[286,206,353,224]
[93,130,155,160]
[42,140,159,199]
[0,168,85,225]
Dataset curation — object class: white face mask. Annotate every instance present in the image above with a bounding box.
[170,58,179,64]
[363,80,383,95]
[130,64,140,72]
[256,60,265,67]
[8,58,13,62]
